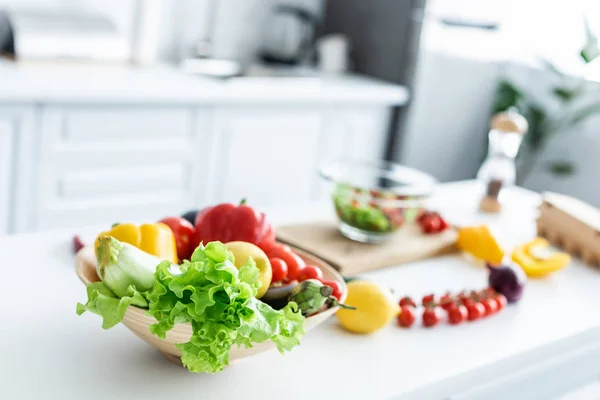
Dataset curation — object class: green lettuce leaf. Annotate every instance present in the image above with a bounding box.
[76,282,147,329]
[146,241,305,374]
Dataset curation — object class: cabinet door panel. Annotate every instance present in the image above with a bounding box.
[32,106,212,231]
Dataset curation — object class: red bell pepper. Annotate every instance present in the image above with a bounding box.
[191,200,275,250]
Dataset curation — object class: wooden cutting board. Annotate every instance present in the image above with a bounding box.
[276,221,458,276]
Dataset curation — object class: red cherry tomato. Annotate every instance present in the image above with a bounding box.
[269,257,288,283]
[448,305,468,325]
[398,306,417,328]
[422,307,442,328]
[158,217,196,261]
[461,297,474,307]
[399,296,417,308]
[483,287,497,298]
[266,244,306,281]
[416,210,430,224]
[438,217,449,231]
[422,294,436,307]
[439,293,455,310]
[322,280,344,301]
[297,265,323,282]
[467,302,486,321]
[482,298,498,316]
[422,215,441,234]
[494,294,508,311]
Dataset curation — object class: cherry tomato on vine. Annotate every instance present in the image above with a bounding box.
[297,265,323,282]
[422,307,442,327]
[269,257,288,283]
[399,296,417,308]
[322,280,344,301]
[482,298,498,316]
[467,302,486,321]
[448,305,468,325]
[398,306,417,328]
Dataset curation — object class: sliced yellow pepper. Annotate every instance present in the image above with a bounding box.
[512,237,570,278]
[457,225,504,265]
[95,222,178,263]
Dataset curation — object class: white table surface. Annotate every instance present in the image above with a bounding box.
[2,181,600,400]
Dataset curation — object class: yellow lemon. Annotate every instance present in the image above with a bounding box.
[225,241,272,299]
[336,280,399,334]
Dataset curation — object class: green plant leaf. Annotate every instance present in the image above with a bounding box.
[581,16,600,63]
[547,160,576,176]
[570,103,600,126]
[552,86,578,103]
[146,242,305,374]
[523,105,547,151]
[492,80,524,114]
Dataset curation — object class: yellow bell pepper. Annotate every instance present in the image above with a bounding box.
[95,222,178,263]
[457,225,504,265]
[512,237,570,278]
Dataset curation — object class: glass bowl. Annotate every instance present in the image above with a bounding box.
[319,159,437,243]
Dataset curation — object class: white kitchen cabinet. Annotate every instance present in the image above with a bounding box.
[209,106,391,207]
[28,105,214,231]
[0,107,35,234]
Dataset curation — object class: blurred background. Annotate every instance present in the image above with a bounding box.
[0,0,599,235]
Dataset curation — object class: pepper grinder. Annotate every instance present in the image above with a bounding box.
[477,109,528,213]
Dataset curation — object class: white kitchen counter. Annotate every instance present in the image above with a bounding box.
[2,181,600,399]
[0,61,408,105]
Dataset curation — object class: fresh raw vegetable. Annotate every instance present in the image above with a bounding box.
[494,293,508,310]
[398,306,416,328]
[417,211,449,234]
[147,242,304,373]
[181,209,199,225]
[422,307,442,327]
[332,183,417,234]
[95,222,178,263]
[396,286,508,329]
[265,243,306,281]
[261,284,297,310]
[439,293,454,310]
[457,225,504,265]
[77,240,306,374]
[421,294,435,307]
[269,257,288,283]
[482,298,498,316]
[288,279,353,316]
[511,237,571,278]
[322,280,344,301]
[297,265,323,282]
[225,241,272,299]
[399,296,416,308]
[487,262,526,303]
[336,280,399,334]
[158,217,196,261]
[466,302,485,321]
[73,235,85,254]
[191,200,275,251]
[76,236,159,328]
[95,236,159,298]
[447,305,468,325]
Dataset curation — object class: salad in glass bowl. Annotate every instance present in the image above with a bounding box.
[319,159,437,243]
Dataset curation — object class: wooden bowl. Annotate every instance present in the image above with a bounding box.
[75,245,346,365]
